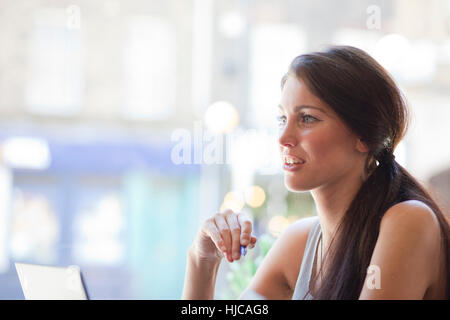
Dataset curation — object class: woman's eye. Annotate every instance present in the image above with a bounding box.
[276,115,286,127]
[277,114,318,127]
[300,113,318,124]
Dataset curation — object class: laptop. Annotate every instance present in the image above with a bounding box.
[15,262,90,300]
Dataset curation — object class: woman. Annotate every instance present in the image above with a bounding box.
[182,45,450,300]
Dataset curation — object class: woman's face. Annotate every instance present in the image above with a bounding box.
[278,75,367,192]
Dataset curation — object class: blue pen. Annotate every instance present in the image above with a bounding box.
[240,245,247,257]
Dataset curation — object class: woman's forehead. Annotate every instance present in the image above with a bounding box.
[281,76,333,115]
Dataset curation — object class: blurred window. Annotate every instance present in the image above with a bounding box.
[72,191,125,266]
[0,167,12,272]
[9,188,60,265]
[123,16,176,121]
[26,8,83,116]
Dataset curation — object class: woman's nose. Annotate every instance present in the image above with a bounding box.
[278,121,298,148]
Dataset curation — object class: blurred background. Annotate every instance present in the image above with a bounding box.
[0,0,449,299]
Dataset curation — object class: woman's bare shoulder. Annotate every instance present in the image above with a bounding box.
[359,199,444,299]
[288,215,319,232]
[283,215,319,244]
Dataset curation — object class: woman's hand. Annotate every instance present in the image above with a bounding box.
[191,209,257,262]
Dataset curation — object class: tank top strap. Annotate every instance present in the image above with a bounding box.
[291,216,322,300]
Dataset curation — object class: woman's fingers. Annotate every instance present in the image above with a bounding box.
[214,213,233,262]
[203,210,258,262]
[203,218,226,255]
[225,212,242,260]
[247,236,258,249]
[237,213,253,246]
[197,210,257,262]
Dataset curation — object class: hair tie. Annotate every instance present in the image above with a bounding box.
[378,148,395,164]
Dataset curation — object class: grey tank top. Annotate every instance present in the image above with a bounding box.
[292,217,322,300]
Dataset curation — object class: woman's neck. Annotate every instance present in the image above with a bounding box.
[310,165,366,257]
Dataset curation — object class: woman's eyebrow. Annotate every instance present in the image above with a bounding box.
[278,104,327,114]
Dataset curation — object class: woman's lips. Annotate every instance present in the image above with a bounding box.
[283,161,305,172]
[282,154,306,172]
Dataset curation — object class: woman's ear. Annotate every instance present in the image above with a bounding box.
[356,138,370,153]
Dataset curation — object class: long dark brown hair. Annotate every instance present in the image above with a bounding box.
[281,45,450,299]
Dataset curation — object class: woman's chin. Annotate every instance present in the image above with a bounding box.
[284,177,312,193]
